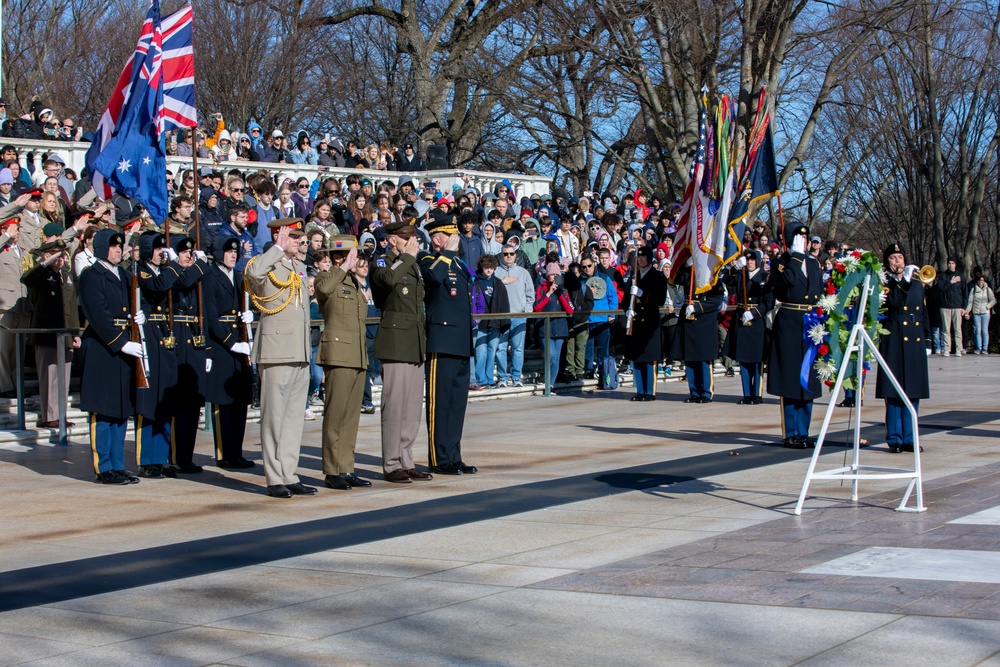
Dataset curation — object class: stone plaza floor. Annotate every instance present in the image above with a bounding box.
[0,356,998,666]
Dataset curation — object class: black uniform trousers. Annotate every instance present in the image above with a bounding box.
[171,409,200,467]
[426,352,469,469]
[211,402,248,462]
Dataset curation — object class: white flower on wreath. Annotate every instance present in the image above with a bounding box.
[808,323,827,346]
[878,268,888,285]
[818,294,838,312]
[842,255,860,272]
[878,288,888,305]
[814,359,837,381]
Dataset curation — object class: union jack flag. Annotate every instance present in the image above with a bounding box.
[85,2,196,222]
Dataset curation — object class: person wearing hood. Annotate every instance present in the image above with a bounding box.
[78,229,145,485]
[481,220,503,257]
[320,139,346,168]
[197,188,225,248]
[176,129,209,158]
[471,254,511,388]
[203,235,255,469]
[290,132,319,165]
[236,133,260,161]
[164,235,211,474]
[246,122,265,153]
[210,130,237,162]
[28,106,54,140]
[634,188,652,221]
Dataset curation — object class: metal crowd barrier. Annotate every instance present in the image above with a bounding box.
[6,328,80,446]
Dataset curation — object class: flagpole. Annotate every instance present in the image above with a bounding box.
[191,145,205,348]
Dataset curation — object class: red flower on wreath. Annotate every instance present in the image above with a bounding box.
[835,262,846,273]
[851,251,862,259]
[824,380,834,387]
[818,344,830,356]
[825,281,837,295]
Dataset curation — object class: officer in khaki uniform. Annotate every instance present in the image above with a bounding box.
[371,218,433,483]
[0,216,30,397]
[315,234,371,490]
[245,218,316,498]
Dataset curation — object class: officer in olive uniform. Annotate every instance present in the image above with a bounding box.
[371,217,433,483]
[203,235,255,468]
[166,235,209,473]
[876,242,931,453]
[315,234,371,491]
[20,239,79,427]
[767,221,823,448]
[624,245,668,401]
[133,231,203,478]
[723,250,773,404]
[78,229,145,484]
[420,216,477,475]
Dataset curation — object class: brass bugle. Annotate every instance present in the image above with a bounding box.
[918,265,936,284]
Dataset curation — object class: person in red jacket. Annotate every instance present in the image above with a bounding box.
[533,262,574,387]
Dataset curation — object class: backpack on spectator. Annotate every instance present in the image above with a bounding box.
[598,356,619,390]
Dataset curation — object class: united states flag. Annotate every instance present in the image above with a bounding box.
[86,2,196,219]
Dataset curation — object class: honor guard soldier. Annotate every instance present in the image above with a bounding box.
[166,235,209,473]
[723,250,773,404]
[767,221,823,448]
[671,266,724,403]
[203,236,255,468]
[133,231,197,478]
[877,243,931,453]
[315,234,371,490]
[78,229,145,484]
[419,216,477,475]
[624,245,668,401]
[20,239,80,427]
[245,218,315,498]
[371,217,433,483]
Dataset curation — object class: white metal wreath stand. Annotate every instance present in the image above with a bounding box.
[793,274,926,515]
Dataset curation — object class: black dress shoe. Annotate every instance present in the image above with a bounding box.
[805,437,817,448]
[115,470,140,484]
[95,471,129,485]
[583,371,595,380]
[325,474,352,490]
[384,469,412,483]
[738,398,752,405]
[267,484,293,498]
[217,458,254,469]
[459,463,478,474]
[683,396,701,403]
[901,442,924,453]
[342,472,372,487]
[888,444,903,453]
[404,468,433,480]
[138,465,165,479]
[836,398,856,408]
[287,482,318,495]
[631,395,643,401]
[751,397,764,404]
[430,464,462,475]
[175,463,203,474]
[783,437,807,449]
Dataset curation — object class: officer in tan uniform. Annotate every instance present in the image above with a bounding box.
[315,234,371,490]
[0,215,29,397]
[245,217,316,498]
[371,218,433,483]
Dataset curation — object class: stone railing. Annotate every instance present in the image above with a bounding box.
[5,138,554,202]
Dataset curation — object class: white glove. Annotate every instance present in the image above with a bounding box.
[734,256,747,270]
[121,341,143,358]
[625,309,636,321]
[194,250,207,261]
[205,359,213,373]
[903,265,919,282]
[791,235,806,254]
[685,257,693,267]
[230,342,251,356]
[166,247,178,262]
[133,310,146,326]
[926,348,932,357]
[240,310,254,324]
[685,305,695,317]
[742,311,754,325]
[630,285,643,297]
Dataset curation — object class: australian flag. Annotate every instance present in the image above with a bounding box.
[724,123,779,262]
[85,0,169,223]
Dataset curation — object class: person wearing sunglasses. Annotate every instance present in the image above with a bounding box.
[290,176,315,218]
[493,242,533,388]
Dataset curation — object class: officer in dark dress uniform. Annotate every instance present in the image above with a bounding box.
[165,235,209,473]
[371,217,433,483]
[671,271,724,403]
[876,242,930,453]
[723,250,773,404]
[78,229,144,484]
[419,216,477,475]
[203,235,255,468]
[133,231,204,478]
[624,245,668,400]
[767,221,823,448]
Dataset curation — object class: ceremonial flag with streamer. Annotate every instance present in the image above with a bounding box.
[669,95,737,294]
[724,93,779,263]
